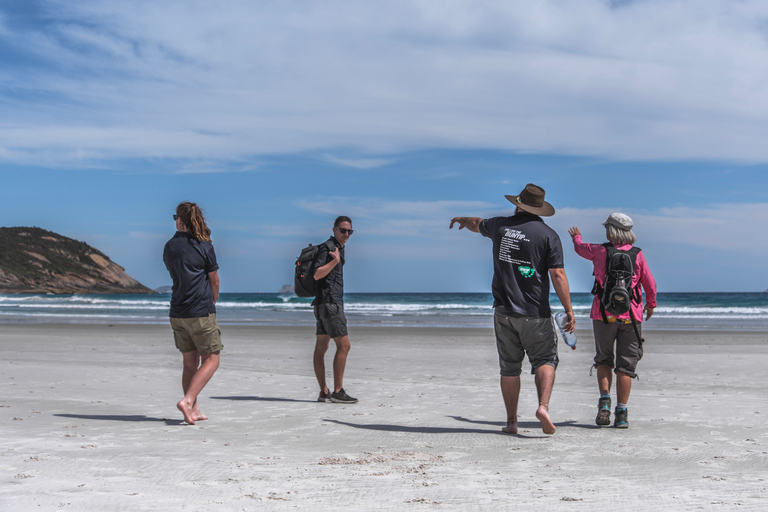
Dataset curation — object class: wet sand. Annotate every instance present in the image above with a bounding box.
[1,324,766,510]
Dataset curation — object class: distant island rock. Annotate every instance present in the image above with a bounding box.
[154,286,173,294]
[278,284,295,294]
[0,227,154,294]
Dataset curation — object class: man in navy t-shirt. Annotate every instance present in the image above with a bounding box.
[450,183,575,435]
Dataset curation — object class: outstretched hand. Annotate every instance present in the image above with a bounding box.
[568,227,581,238]
[449,217,482,233]
[450,217,467,230]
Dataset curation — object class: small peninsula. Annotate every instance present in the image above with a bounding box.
[0,227,153,294]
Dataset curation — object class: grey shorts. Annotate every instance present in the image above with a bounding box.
[170,313,223,355]
[592,319,643,378]
[494,312,559,377]
[314,303,348,338]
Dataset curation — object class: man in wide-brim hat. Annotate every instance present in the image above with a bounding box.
[450,183,575,435]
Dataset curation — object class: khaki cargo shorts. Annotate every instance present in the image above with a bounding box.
[170,313,223,355]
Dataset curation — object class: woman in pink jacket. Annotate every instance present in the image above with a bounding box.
[568,213,657,429]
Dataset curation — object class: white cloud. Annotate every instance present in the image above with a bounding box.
[2,1,768,166]
[320,155,394,170]
[295,197,498,235]
[289,199,768,264]
[552,203,768,252]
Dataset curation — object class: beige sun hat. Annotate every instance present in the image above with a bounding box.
[602,212,633,230]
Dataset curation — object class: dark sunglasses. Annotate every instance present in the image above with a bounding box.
[173,214,179,220]
[337,228,354,235]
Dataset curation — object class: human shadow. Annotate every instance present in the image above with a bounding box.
[54,413,185,425]
[209,396,317,403]
[323,418,550,439]
[448,415,599,430]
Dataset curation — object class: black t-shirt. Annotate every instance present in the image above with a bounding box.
[163,231,220,318]
[312,237,345,306]
[479,212,564,318]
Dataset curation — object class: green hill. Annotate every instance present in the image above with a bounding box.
[0,227,153,294]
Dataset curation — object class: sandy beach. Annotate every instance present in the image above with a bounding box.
[1,323,766,511]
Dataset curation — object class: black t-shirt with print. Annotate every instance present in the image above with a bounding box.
[479,212,564,318]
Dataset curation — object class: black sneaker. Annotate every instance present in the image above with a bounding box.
[330,388,358,404]
[596,396,611,426]
[614,407,629,429]
[317,391,331,403]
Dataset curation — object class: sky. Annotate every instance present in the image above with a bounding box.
[1,0,767,293]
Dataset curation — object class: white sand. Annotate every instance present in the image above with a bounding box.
[1,324,766,511]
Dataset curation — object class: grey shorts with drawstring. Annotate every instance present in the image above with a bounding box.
[494,311,559,377]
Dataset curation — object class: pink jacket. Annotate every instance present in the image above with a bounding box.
[572,235,657,322]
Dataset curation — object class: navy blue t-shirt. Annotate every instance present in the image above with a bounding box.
[312,236,345,306]
[163,231,219,318]
[479,212,564,318]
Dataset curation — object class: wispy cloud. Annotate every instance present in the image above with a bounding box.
[3,1,768,167]
[552,203,768,252]
[320,154,394,170]
[174,161,259,174]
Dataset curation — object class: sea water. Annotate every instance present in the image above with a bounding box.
[1,292,767,331]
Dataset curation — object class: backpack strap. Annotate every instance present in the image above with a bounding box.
[626,247,645,344]
[627,246,642,304]
[591,279,609,324]
[320,240,344,266]
[628,307,645,345]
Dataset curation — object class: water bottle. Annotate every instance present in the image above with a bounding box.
[555,312,577,350]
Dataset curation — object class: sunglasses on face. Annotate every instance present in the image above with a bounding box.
[337,228,354,235]
[173,215,179,220]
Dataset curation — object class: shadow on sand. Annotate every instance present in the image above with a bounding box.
[322,418,551,439]
[54,413,185,425]
[448,415,599,430]
[210,395,317,403]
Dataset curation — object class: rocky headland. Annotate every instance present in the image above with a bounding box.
[0,227,153,294]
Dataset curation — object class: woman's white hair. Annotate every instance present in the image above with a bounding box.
[606,224,636,245]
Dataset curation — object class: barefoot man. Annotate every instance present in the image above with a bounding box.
[450,184,574,435]
[163,202,222,425]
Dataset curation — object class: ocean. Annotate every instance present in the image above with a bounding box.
[1,292,766,331]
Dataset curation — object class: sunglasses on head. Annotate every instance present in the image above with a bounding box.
[337,228,354,235]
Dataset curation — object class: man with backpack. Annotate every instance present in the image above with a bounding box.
[309,216,358,404]
[568,213,657,429]
[450,184,575,435]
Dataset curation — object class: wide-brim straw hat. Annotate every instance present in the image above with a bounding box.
[505,183,555,217]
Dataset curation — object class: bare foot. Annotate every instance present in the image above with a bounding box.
[536,405,556,435]
[501,421,518,434]
[190,402,208,421]
[177,399,196,425]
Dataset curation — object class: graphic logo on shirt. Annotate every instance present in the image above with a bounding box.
[518,266,535,278]
[503,228,528,241]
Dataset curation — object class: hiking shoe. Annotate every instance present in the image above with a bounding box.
[596,396,611,426]
[330,388,358,404]
[317,391,331,403]
[614,407,629,429]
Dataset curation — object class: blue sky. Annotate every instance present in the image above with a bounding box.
[1,0,767,293]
